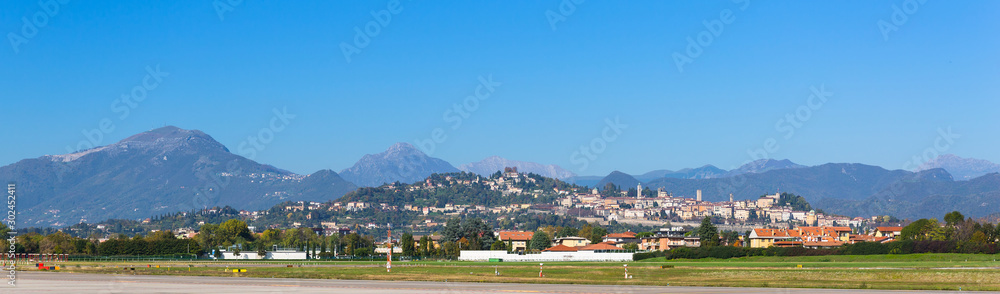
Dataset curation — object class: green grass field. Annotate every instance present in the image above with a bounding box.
[16,253,1000,291]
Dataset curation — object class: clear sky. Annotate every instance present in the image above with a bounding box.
[1,1,998,176]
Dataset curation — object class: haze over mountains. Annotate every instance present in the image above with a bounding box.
[3,126,999,226]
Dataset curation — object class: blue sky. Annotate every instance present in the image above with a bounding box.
[1,1,998,176]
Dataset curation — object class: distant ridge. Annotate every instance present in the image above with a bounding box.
[596,171,640,190]
[634,165,727,182]
[725,159,806,177]
[458,156,576,179]
[917,154,1000,181]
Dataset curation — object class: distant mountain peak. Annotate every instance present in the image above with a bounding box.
[596,170,640,190]
[339,143,459,187]
[386,142,418,153]
[120,126,210,142]
[47,126,227,162]
[458,156,576,179]
[918,154,1000,180]
[727,159,805,176]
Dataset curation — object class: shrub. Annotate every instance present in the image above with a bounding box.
[839,242,889,255]
[633,250,665,260]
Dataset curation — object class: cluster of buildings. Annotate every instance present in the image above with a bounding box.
[555,184,866,228]
[746,226,903,249]
[461,229,637,262]
[494,230,643,253]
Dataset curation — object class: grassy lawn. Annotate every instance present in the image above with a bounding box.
[16,253,1000,291]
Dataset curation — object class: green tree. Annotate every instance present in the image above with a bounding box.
[901,219,938,241]
[418,236,431,256]
[698,217,719,247]
[256,240,267,258]
[529,231,551,251]
[556,226,579,238]
[721,231,740,246]
[578,223,593,240]
[442,241,460,258]
[146,230,176,241]
[590,226,608,244]
[944,211,965,227]
[443,217,462,242]
[490,239,506,251]
[259,229,282,247]
[401,233,415,257]
[219,219,254,244]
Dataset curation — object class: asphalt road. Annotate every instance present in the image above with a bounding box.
[10,272,968,293]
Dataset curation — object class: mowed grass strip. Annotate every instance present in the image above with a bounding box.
[28,254,1000,291]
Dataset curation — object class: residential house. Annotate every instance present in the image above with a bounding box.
[553,236,591,247]
[602,232,639,244]
[497,231,534,252]
[873,227,903,240]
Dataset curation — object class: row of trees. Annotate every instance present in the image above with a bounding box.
[899,211,1000,245]
[0,225,200,256]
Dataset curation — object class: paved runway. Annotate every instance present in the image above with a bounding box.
[10,272,966,293]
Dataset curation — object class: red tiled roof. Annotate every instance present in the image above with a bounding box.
[753,228,801,238]
[850,234,892,243]
[603,232,637,238]
[543,244,579,252]
[497,231,534,241]
[803,241,845,247]
[580,243,623,251]
[876,226,903,232]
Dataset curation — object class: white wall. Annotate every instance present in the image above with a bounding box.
[218,251,308,260]
[459,250,632,262]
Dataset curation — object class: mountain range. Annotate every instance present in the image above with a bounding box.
[3,126,999,226]
[0,127,357,227]
[639,163,1000,220]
